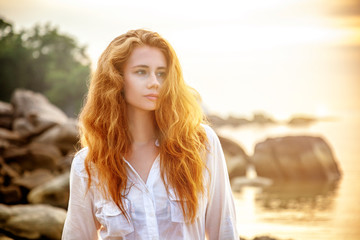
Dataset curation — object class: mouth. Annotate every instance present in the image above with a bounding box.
[145,94,159,101]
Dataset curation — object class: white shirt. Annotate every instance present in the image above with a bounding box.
[62,125,238,240]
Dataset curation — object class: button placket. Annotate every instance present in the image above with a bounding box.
[145,163,160,239]
[123,156,161,239]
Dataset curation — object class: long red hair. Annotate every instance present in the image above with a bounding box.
[79,29,208,222]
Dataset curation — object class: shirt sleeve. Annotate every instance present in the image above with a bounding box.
[62,149,100,240]
[204,125,238,240]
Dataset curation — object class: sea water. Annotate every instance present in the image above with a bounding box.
[218,112,360,240]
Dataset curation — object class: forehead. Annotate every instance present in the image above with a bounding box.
[126,46,167,67]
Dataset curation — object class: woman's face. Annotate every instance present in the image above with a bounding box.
[123,46,167,112]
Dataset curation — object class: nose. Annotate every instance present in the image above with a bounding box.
[147,72,160,89]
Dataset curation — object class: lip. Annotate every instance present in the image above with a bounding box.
[145,94,159,101]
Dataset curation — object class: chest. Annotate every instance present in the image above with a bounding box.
[125,143,159,183]
[93,161,207,239]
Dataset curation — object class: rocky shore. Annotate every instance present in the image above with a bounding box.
[0,89,341,239]
[207,112,335,128]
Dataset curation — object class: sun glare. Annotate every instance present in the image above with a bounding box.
[315,104,331,118]
[0,0,358,117]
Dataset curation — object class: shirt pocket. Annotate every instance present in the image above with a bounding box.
[168,188,200,223]
[100,199,134,236]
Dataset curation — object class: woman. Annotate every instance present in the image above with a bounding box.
[62,29,238,240]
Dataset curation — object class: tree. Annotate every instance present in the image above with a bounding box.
[0,19,33,100]
[0,18,91,116]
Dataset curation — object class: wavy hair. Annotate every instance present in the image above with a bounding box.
[79,29,208,222]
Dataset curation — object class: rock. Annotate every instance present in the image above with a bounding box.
[226,155,248,179]
[28,171,70,209]
[207,114,250,128]
[56,153,75,172]
[0,138,10,149]
[33,119,79,154]
[0,157,19,180]
[12,117,55,139]
[0,101,13,129]
[11,89,68,137]
[253,136,341,181]
[251,112,275,125]
[0,128,23,143]
[2,147,28,161]
[0,203,66,240]
[13,169,54,190]
[4,162,22,176]
[11,89,68,123]
[227,116,251,127]
[218,135,249,179]
[0,157,20,192]
[0,186,22,204]
[253,236,287,240]
[287,116,317,126]
[0,101,13,115]
[207,115,227,127]
[0,116,13,130]
[3,143,62,172]
[0,233,14,240]
[0,158,23,204]
[239,236,291,240]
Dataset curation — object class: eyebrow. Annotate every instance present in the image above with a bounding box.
[131,65,167,69]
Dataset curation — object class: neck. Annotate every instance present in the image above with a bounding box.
[127,107,157,145]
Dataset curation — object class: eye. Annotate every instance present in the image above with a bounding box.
[135,69,147,75]
[156,71,166,80]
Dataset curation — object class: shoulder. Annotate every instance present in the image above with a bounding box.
[200,124,226,178]
[200,123,220,146]
[71,147,90,178]
[200,123,224,157]
[200,123,218,140]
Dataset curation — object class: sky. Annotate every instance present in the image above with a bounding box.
[1,0,359,119]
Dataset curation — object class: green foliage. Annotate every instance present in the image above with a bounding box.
[0,18,90,116]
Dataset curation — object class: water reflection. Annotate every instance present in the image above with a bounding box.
[255,181,340,220]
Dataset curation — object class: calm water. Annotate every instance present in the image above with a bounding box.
[218,112,360,240]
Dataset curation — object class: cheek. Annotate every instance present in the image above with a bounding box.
[123,85,133,101]
[123,78,142,102]
[123,75,134,94]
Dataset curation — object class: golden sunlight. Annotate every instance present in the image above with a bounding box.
[315,104,331,118]
[0,0,359,116]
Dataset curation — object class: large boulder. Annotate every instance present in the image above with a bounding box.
[28,172,70,209]
[11,89,68,137]
[13,169,55,190]
[252,136,341,181]
[218,135,249,179]
[3,142,62,172]
[0,203,66,240]
[33,119,79,154]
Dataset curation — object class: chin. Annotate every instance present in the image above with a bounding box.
[142,105,157,112]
